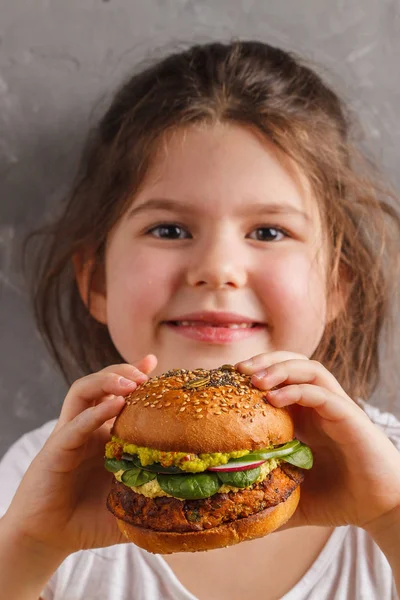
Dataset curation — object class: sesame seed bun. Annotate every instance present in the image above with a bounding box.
[107,366,303,554]
[115,486,300,554]
[112,366,294,453]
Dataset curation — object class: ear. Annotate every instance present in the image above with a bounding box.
[72,249,108,325]
[326,263,353,324]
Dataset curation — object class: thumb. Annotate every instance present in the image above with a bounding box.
[103,355,158,431]
[134,354,158,375]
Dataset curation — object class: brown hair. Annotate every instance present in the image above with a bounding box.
[23,40,400,400]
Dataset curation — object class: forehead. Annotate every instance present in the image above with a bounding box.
[134,122,321,222]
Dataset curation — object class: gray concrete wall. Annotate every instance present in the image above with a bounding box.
[1,0,400,458]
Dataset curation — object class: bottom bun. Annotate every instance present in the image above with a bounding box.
[116,486,300,554]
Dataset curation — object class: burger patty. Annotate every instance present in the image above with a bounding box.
[107,463,304,533]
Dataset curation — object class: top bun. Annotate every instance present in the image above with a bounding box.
[112,366,294,454]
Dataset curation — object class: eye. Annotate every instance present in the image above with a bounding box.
[146,223,192,240]
[248,227,287,242]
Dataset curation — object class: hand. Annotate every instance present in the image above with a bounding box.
[3,354,158,556]
[236,352,400,531]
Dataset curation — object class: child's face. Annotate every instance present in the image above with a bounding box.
[95,123,334,374]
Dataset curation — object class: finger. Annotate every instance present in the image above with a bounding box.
[44,395,126,473]
[90,356,157,433]
[100,362,150,382]
[250,359,346,397]
[134,354,158,375]
[266,384,372,444]
[267,384,356,420]
[56,365,147,428]
[235,351,309,375]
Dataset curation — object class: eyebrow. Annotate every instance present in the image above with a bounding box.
[126,198,311,222]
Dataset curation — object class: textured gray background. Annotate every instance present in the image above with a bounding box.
[1,0,400,459]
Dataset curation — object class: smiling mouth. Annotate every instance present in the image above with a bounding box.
[166,321,261,329]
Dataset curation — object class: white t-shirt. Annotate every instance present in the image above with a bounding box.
[0,400,399,600]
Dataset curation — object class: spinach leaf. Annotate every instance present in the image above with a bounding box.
[104,458,133,473]
[131,457,182,474]
[216,466,261,488]
[157,472,221,499]
[121,467,157,486]
[282,445,313,470]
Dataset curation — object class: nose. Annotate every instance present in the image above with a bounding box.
[186,234,248,289]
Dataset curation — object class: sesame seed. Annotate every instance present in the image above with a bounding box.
[195,414,204,419]
[156,394,163,398]
[165,402,171,407]
[150,404,156,408]
[144,402,150,407]
[179,407,186,412]
[195,408,202,413]
[157,405,163,409]
[244,404,250,409]
[221,407,229,412]
[214,411,222,415]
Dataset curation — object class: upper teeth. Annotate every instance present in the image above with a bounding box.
[176,321,253,328]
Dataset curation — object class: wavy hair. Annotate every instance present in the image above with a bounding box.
[23,40,400,400]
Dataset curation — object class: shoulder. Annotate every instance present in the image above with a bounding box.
[0,419,57,516]
[357,399,400,451]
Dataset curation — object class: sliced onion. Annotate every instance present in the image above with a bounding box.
[207,459,266,472]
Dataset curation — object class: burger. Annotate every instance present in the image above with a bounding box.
[104,365,313,554]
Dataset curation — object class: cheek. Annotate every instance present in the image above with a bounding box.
[256,252,327,345]
[106,248,176,320]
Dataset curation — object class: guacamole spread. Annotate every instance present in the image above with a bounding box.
[105,436,250,473]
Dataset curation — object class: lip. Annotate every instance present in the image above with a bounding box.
[165,311,264,325]
[162,311,266,344]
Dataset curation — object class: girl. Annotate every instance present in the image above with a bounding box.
[1,40,400,600]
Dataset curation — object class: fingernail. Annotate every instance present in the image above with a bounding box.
[130,367,148,380]
[240,359,254,367]
[119,377,137,388]
[266,389,282,398]
[252,369,269,381]
[136,372,148,381]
